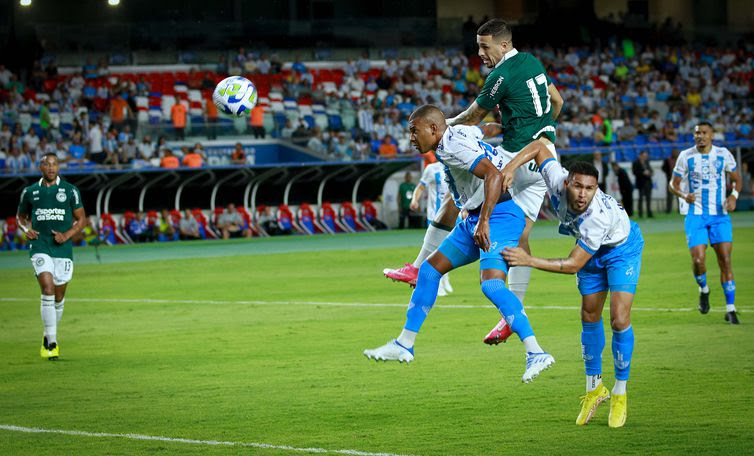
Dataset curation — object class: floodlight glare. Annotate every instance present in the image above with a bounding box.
[108,0,120,5]
[20,0,32,6]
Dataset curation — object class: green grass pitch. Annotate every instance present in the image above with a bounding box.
[1,214,753,455]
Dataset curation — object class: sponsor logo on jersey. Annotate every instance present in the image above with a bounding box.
[32,190,39,195]
[489,76,504,98]
[35,208,66,221]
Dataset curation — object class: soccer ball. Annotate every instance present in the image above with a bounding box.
[212,76,258,116]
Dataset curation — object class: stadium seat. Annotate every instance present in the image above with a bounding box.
[339,202,367,232]
[318,202,338,234]
[276,204,296,234]
[296,203,317,234]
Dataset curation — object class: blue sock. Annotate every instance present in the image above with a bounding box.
[722,280,735,305]
[581,319,605,376]
[612,325,634,381]
[404,261,442,332]
[694,273,708,290]
[481,279,534,341]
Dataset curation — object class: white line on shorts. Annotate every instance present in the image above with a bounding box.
[0,424,414,456]
[1,297,747,312]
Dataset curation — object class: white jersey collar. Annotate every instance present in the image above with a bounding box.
[495,48,518,68]
[39,176,61,186]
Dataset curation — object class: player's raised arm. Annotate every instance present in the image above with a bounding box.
[502,242,593,275]
[499,140,555,191]
[548,84,563,120]
[446,101,490,127]
[469,157,503,252]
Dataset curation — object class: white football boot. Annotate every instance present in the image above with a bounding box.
[522,352,555,383]
[363,339,414,363]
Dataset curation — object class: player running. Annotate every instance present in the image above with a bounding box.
[383,18,563,344]
[17,153,87,360]
[364,105,555,383]
[499,143,643,427]
[668,122,742,323]
[407,160,453,296]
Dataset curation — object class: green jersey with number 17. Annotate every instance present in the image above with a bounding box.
[17,176,83,260]
[475,48,557,152]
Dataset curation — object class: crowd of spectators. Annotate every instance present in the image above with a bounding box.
[1,36,753,171]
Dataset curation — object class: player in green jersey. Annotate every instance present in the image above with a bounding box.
[17,153,87,360]
[383,19,563,344]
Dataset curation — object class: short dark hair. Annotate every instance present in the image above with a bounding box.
[41,152,58,161]
[477,19,512,41]
[567,161,599,180]
[696,121,713,130]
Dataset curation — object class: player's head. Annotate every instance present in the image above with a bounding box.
[476,19,513,68]
[564,161,599,213]
[39,152,59,182]
[694,121,713,149]
[408,104,447,154]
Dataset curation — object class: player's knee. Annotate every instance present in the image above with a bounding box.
[610,314,631,331]
[581,308,601,323]
[691,254,705,267]
[480,278,506,300]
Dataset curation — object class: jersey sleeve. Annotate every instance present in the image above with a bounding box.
[722,148,737,172]
[475,70,505,111]
[576,214,612,255]
[672,151,688,177]
[70,185,83,210]
[17,187,31,216]
[437,128,487,174]
[539,158,568,196]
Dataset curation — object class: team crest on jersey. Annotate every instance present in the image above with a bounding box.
[56,190,67,202]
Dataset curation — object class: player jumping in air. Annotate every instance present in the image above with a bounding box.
[499,143,643,427]
[668,122,742,323]
[383,18,563,344]
[17,153,87,360]
[365,105,555,384]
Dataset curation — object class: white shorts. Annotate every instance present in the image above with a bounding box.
[497,144,556,222]
[31,253,74,286]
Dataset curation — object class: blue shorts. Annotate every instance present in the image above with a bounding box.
[437,199,526,273]
[577,221,644,296]
[684,214,733,248]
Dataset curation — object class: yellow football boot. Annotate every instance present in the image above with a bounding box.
[608,393,627,428]
[576,383,610,425]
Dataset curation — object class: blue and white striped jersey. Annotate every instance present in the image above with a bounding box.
[673,145,737,216]
[540,158,631,254]
[419,161,448,221]
[435,125,525,211]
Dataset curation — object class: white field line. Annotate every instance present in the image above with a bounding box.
[0,424,414,456]
[0,297,747,313]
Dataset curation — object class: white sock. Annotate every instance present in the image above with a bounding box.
[397,329,417,349]
[522,335,543,354]
[700,285,710,293]
[612,380,627,395]
[586,374,602,392]
[412,224,452,268]
[41,294,56,345]
[508,266,531,304]
[726,304,736,313]
[55,298,65,324]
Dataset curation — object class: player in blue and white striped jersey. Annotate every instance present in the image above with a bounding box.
[669,122,742,323]
[498,142,644,428]
[364,105,554,384]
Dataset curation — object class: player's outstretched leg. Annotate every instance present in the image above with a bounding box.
[712,241,738,324]
[484,220,534,344]
[576,318,609,425]
[690,245,710,314]
[480,278,554,383]
[365,260,444,363]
